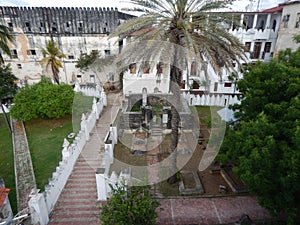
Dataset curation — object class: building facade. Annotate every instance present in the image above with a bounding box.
[0,6,133,85]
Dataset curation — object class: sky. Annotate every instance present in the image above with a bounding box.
[0,0,286,13]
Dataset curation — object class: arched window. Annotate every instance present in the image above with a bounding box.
[272,20,277,31]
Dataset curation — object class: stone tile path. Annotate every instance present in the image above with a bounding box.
[48,93,121,225]
[157,196,271,225]
[11,119,36,212]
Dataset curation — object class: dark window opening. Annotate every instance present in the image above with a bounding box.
[157,62,163,74]
[27,50,37,55]
[253,42,262,59]
[68,55,74,59]
[17,64,22,69]
[283,14,290,28]
[245,42,251,52]
[264,42,271,53]
[214,82,218,92]
[11,49,18,58]
[272,20,277,31]
[104,50,111,56]
[7,22,13,28]
[25,22,31,31]
[129,63,136,74]
[224,82,232,87]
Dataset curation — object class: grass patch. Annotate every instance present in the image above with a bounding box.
[0,114,17,213]
[25,114,73,191]
[195,106,223,128]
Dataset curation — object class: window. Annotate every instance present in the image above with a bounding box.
[7,22,13,28]
[25,22,31,32]
[272,20,277,31]
[129,63,136,74]
[253,42,262,59]
[17,64,22,69]
[190,61,196,76]
[295,13,300,28]
[39,22,45,32]
[245,42,251,52]
[142,62,150,74]
[264,42,271,53]
[90,75,95,83]
[68,55,74,60]
[214,82,218,92]
[27,49,37,55]
[224,82,232,88]
[104,50,111,56]
[52,22,57,32]
[78,21,83,32]
[157,62,163,74]
[65,21,71,32]
[10,49,18,58]
[76,75,82,83]
[283,14,290,28]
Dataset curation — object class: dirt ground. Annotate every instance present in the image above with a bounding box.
[157,122,245,197]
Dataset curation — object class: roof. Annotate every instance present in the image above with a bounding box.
[0,188,10,208]
[262,5,284,13]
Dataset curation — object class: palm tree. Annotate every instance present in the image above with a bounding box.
[110,0,246,183]
[0,24,14,65]
[40,40,66,84]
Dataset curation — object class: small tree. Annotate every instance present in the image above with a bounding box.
[40,40,66,84]
[100,183,161,225]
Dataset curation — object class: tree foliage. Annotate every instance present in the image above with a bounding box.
[219,48,300,224]
[100,183,160,225]
[40,40,66,84]
[0,64,18,100]
[10,77,74,121]
[75,50,100,72]
[0,24,14,64]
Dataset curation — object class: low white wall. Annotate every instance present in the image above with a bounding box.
[182,92,241,107]
[95,125,131,201]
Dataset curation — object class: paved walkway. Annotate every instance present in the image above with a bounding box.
[157,196,271,225]
[11,119,36,212]
[48,93,121,225]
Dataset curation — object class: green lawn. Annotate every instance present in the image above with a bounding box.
[0,114,17,213]
[195,106,223,128]
[25,114,73,191]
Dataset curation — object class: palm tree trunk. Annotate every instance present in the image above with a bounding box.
[52,64,60,84]
[167,65,181,184]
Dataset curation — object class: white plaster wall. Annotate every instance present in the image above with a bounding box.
[275,2,300,55]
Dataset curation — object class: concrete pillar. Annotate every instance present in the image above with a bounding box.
[95,168,108,201]
[252,14,258,29]
[266,14,271,29]
[28,191,49,225]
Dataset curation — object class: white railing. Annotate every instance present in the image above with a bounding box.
[182,92,241,107]
[28,92,107,225]
[95,125,131,201]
